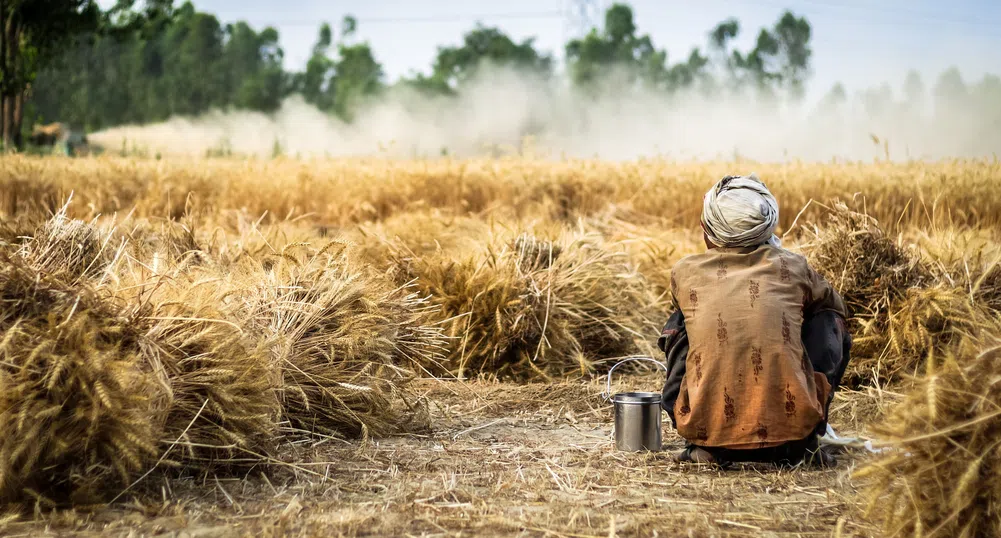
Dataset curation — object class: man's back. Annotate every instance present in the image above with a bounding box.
[670,245,847,449]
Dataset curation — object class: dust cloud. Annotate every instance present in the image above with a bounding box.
[89,66,999,162]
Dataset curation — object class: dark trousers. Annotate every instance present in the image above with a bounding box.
[702,434,821,465]
[657,309,852,463]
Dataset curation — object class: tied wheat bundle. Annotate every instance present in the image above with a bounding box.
[242,244,443,438]
[856,334,1001,538]
[941,252,1001,314]
[587,215,706,311]
[131,274,279,468]
[802,202,932,384]
[514,233,656,365]
[804,202,928,312]
[877,285,997,381]
[0,253,163,505]
[948,257,1001,314]
[18,204,123,283]
[909,227,1001,314]
[396,230,656,381]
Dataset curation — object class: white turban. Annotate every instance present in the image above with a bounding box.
[701,173,781,248]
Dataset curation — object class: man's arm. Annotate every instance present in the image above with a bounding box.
[800,260,853,432]
[804,263,848,319]
[658,309,688,428]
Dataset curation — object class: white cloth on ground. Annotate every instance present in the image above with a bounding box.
[821,424,883,454]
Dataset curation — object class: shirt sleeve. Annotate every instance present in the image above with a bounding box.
[668,258,690,313]
[658,309,688,427]
[804,263,848,319]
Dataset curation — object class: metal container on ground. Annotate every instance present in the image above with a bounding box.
[603,357,668,452]
[613,391,663,451]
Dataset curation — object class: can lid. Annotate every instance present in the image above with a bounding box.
[612,391,662,404]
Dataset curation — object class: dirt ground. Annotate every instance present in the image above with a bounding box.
[1,375,889,538]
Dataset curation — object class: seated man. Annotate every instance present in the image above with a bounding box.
[658,174,851,466]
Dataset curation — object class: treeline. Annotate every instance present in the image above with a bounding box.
[18,0,1001,145]
[31,2,288,130]
[29,2,816,132]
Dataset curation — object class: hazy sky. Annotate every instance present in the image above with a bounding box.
[132,0,1001,103]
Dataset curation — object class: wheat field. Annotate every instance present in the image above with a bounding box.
[1,155,1000,537]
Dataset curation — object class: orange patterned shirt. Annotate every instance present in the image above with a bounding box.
[670,245,848,449]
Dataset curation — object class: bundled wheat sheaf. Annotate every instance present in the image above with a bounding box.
[241,243,444,438]
[0,252,160,505]
[18,204,123,282]
[802,203,927,382]
[389,230,656,380]
[856,334,1001,538]
[133,276,279,467]
[124,217,208,269]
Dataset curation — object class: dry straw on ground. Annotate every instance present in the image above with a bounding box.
[18,203,124,283]
[123,217,208,269]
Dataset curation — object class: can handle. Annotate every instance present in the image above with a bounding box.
[601,356,668,401]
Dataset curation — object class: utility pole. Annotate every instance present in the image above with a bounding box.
[565,0,602,39]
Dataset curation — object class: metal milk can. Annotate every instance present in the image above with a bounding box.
[603,357,668,452]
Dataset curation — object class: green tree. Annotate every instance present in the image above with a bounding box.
[161,4,225,116]
[772,12,811,97]
[290,16,384,121]
[566,4,716,94]
[296,22,334,110]
[708,17,742,86]
[224,23,286,111]
[0,0,101,148]
[426,25,551,93]
[741,28,780,91]
[667,48,710,91]
[934,67,967,103]
[708,11,812,97]
[565,4,673,91]
[328,15,382,120]
[22,1,835,139]
[331,41,382,121]
[32,1,292,131]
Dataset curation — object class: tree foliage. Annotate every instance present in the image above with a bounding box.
[28,2,821,134]
[0,0,102,148]
[281,16,384,120]
[23,0,998,147]
[397,25,552,96]
[565,4,678,92]
[708,11,811,97]
[31,1,291,130]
